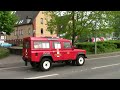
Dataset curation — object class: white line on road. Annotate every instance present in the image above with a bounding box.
[91,63,120,70]
[0,66,27,71]
[24,74,59,79]
[87,55,120,60]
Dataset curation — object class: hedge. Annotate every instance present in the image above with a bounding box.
[107,40,120,48]
[75,40,120,54]
[0,47,10,59]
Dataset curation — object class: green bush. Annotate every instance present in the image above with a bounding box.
[19,44,23,47]
[103,42,117,53]
[75,40,119,54]
[75,42,95,54]
[0,47,10,59]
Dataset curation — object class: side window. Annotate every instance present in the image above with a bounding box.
[53,42,61,49]
[63,42,72,49]
[34,41,50,49]
[23,41,30,48]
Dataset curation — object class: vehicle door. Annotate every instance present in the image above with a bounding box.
[62,41,74,60]
[51,41,64,61]
[23,39,31,59]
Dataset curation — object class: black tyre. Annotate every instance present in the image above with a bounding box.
[76,55,85,66]
[39,58,52,71]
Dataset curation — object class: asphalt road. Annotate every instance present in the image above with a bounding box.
[0,55,120,79]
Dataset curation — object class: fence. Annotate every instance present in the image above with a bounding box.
[6,39,23,46]
[8,47,22,55]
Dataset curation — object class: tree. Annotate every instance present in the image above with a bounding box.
[0,11,18,35]
[113,14,120,38]
[44,11,71,36]
[45,11,116,45]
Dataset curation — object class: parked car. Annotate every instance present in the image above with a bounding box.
[0,42,12,48]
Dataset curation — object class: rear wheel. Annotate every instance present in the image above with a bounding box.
[39,58,52,71]
[76,55,85,66]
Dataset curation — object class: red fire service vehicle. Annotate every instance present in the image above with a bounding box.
[22,37,87,71]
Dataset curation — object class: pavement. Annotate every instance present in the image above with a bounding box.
[0,55,23,68]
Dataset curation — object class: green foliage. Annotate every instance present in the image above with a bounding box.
[0,11,18,35]
[75,42,95,54]
[0,48,10,59]
[75,40,119,54]
[45,11,117,44]
[105,40,120,48]
[112,12,120,38]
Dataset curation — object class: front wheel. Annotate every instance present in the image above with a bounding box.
[76,55,85,66]
[39,58,52,71]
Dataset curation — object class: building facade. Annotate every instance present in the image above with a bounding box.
[6,11,57,45]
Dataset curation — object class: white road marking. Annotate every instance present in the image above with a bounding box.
[24,74,59,79]
[87,55,120,60]
[0,66,27,71]
[91,63,120,70]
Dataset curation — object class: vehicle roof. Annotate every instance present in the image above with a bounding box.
[24,37,71,42]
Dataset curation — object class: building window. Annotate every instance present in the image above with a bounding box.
[21,29,23,35]
[40,18,43,24]
[28,28,31,35]
[41,28,43,34]
[14,30,17,36]
[19,30,21,35]
[16,30,18,36]
[20,29,22,35]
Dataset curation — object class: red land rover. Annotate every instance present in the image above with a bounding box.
[22,37,87,71]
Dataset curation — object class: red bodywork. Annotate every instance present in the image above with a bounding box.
[22,37,87,63]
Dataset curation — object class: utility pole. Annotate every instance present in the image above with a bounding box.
[94,22,97,54]
[72,11,75,46]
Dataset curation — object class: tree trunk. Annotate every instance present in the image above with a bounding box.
[72,11,75,46]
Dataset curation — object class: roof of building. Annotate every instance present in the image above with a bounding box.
[14,11,39,26]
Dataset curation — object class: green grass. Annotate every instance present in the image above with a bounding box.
[0,47,10,59]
